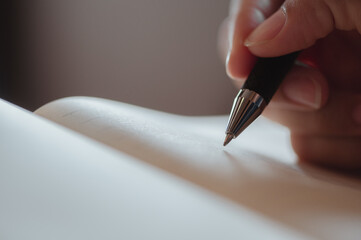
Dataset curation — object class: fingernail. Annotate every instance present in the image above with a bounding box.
[225,51,244,82]
[244,9,286,47]
[353,104,361,125]
[282,76,322,109]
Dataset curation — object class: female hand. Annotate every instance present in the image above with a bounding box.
[220,0,361,169]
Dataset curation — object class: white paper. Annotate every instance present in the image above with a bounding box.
[0,99,310,240]
[33,96,361,240]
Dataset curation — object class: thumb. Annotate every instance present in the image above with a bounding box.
[244,0,361,57]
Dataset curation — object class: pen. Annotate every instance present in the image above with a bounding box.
[223,52,300,146]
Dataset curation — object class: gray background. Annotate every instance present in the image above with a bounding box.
[13,0,236,115]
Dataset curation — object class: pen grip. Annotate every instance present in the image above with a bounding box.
[242,52,300,104]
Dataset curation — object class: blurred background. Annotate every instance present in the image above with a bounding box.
[1,0,236,115]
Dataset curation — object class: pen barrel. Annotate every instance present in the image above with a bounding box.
[242,52,300,104]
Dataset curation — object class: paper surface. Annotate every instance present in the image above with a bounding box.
[0,99,311,240]
[35,96,361,240]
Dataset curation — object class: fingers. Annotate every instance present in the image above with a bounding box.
[222,0,361,170]
[292,134,361,170]
[270,64,329,111]
[225,0,284,80]
[230,63,329,112]
[263,90,361,136]
[269,80,361,169]
[245,0,361,57]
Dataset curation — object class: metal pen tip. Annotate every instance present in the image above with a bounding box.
[223,134,234,146]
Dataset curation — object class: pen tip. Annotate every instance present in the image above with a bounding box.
[223,134,234,146]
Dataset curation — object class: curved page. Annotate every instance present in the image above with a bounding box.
[35,96,361,240]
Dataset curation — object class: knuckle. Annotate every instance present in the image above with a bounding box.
[325,0,361,31]
[283,0,335,46]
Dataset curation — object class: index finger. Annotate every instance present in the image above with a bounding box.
[226,0,284,80]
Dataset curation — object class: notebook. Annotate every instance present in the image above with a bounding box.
[1,97,360,240]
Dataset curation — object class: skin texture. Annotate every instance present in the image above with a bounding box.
[219,0,361,170]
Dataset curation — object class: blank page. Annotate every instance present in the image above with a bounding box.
[0,99,315,240]
[35,96,361,240]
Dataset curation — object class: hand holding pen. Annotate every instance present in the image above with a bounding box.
[219,0,361,170]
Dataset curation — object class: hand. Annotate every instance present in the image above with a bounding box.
[219,0,361,170]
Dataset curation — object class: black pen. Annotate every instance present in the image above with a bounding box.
[224,52,299,146]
